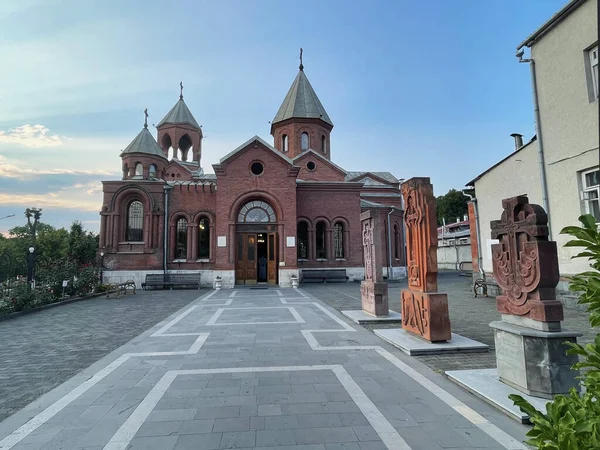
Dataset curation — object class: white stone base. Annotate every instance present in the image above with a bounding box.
[384,266,407,280]
[341,310,402,324]
[103,270,163,290]
[374,328,489,356]
[446,368,550,423]
[278,268,300,288]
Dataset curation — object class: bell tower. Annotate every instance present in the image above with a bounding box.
[270,49,334,160]
[156,82,203,165]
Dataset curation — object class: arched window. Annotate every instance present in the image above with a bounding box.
[149,164,157,178]
[321,135,326,153]
[135,163,143,177]
[175,218,187,259]
[237,200,276,223]
[126,201,144,241]
[198,217,210,259]
[394,224,400,259]
[316,221,327,259]
[297,222,309,259]
[282,134,288,152]
[333,222,344,259]
[301,132,309,150]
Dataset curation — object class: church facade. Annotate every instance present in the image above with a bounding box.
[99,61,405,288]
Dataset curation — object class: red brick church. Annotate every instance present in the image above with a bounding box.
[99,57,406,288]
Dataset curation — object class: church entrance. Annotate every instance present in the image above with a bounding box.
[235,232,277,285]
[235,200,279,285]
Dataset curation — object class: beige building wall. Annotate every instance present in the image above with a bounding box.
[474,141,542,273]
[532,0,599,275]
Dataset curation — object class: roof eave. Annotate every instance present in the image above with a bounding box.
[517,0,586,49]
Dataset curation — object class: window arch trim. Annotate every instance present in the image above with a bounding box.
[237,200,277,223]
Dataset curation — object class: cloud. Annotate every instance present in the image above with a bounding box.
[0,124,64,148]
[0,155,115,179]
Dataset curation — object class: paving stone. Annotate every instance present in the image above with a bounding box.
[220,430,256,449]
[295,427,358,445]
[212,417,250,432]
[195,406,240,419]
[258,404,282,416]
[265,415,299,429]
[179,419,215,435]
[136,420,182,437]
[297,414,342,428]
[175,433,222,449]
[147,408,197,422]
[127,435,178,450]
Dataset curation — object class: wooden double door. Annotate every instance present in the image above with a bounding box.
[235,233,278,285]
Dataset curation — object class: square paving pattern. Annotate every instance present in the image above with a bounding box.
[0,288,529,449]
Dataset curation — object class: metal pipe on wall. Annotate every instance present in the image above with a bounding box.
[462,190,484,278]
[387,206,396,279]
[163,185,171,275]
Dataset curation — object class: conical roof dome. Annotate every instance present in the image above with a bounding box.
[157,98,200,129]
[121,127,166,159]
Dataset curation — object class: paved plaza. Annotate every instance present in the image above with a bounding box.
[0,286,532,449]
[0,290,203,422]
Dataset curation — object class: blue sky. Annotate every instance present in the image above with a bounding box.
[0,0,566,234]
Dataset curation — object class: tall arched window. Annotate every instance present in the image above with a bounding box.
[282,134,288,152]
[394,223,400,259]
[198,217,210,259]
[135,163,143,177]
[149,164,157,178]
[301,132,309,150]
[316,221,327,259]
[321,135,326,153]
[333,222,344,259]
[123,164,129,179]
[175,218,187,259]
[126,201,144,241]
[297,222,309,259]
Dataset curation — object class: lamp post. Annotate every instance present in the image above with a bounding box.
[99,251,105,284]
[27,246,35,289]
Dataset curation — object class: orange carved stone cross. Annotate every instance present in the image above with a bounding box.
[491,195,563,322]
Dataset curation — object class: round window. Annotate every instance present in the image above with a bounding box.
[251,162,264,176]
[306,161,316,171]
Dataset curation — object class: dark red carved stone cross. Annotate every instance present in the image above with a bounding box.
[491,195,563,322]
[360,210,388,317]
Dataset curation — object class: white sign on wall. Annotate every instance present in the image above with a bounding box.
[217,236,227,247]
[286,236,296,247]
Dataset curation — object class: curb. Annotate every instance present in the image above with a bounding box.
[0,292,107,323]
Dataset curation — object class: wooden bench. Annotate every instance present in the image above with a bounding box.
[106,279,136,298]
[142,274,167,291]
[301,269,348,284]
[142,273,201,290]
[473,278,499,298]
[167,274,201,290]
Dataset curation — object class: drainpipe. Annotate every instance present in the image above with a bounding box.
[163,185,172,275]
[387,206,396,280]
[462,190,484,278]
[517,49,552,239]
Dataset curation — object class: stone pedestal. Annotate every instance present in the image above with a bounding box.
[402,290,451,342]
[360,280,388,317]
[490,320,581,399]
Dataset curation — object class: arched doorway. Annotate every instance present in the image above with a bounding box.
[235,200,278,285]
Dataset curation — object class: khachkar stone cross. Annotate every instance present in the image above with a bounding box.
[360,210,389,317]
[490,195,563,322]
[489,195,581,399]
[400,177,451,342]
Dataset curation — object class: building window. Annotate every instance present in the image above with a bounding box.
[301,132,309,150]
[297,222,309,259]
[135,163,143,177]
[321,135,326,153]
[306,161,316,171]
[250,162,264,176]
[282,134,288,152]
[394,224,400,259]
[198,217,210,259]
[590,45,599,100]
[149,164,157,178]
[126,201,144,241]
[582,167,600,222]
[316,221,327,259]
[175,218,187,259]
[333,222,344,258]
[237,200,276,223]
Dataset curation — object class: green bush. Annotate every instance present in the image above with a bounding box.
[510,214,600,449]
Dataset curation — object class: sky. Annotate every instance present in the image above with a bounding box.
[0,0,567,234]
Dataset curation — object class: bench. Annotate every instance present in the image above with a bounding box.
[473,278,499,298]
[142,273,201,290]
[106,279,136,298]
[301,269,348,284]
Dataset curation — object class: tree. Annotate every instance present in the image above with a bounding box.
[68,221,98,265]
[436,189,468,226]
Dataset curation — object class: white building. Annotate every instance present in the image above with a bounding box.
[467,0,599,306]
